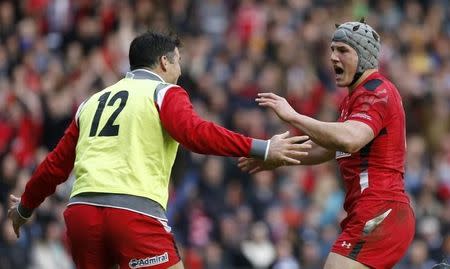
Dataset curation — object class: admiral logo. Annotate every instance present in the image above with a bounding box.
[336,151,351,159]
[129,252,169,268]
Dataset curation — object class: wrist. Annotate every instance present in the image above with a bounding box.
[250,139,269,160]
[286,112,300,124]
[264,139,270,161]
[17,203,33,220]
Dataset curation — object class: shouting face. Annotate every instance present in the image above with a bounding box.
[330,41,358,87]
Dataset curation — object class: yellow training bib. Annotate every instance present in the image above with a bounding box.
[71,72,179,209]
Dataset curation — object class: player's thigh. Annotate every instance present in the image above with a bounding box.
[104,208,181,269]
[324,252,370,269]
[64,204,115,269]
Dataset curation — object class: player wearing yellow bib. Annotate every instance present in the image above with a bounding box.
[8,31,311,269]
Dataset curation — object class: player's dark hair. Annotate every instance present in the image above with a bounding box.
[129,31,181,70]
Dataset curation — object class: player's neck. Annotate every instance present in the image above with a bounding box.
[139,67,168,83]
[348,69,377,92]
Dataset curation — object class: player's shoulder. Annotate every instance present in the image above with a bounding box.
[154,83,187,108]
[356,74,394,98]
[155,82,183,94]
[361,74,393,91]
[358,71,395,91]
[361,78,385,92]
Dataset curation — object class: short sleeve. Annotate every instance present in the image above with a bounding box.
[347,89,389,136]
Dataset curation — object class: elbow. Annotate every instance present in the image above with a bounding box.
[337,121,375,153]
[345,145,362,154]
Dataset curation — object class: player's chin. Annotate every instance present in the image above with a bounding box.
[335,76,351,87]
[334,77,345,87]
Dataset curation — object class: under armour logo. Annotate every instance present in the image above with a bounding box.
[341,241,352,249]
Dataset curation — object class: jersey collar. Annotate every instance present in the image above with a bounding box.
[125,69,165,82]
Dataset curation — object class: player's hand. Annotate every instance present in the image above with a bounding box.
[256,92,298,123]
[264,131,311,166]
[7,194,29,238]
[238,157,278,174]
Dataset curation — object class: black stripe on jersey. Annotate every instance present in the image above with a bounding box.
[360,140,374,159]
[359,129,385,175]
[378,127,387,136]
[363,79,383,91]
[349,240,366,259]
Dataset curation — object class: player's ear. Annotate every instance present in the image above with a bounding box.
[160,55,169,72]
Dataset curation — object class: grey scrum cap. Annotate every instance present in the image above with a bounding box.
[332,19,381,74]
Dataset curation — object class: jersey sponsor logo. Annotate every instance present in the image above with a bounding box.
[341,241,352,249]
[336,151,351,159]
[359,94,388,106]
[349,113,372,121]
[129,252,169,268]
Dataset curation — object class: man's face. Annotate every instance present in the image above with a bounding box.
[164,47,181,84]
[330,41,358,87]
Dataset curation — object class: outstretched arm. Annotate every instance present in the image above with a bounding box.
[157,86,311,164]
[8,119,79,238]
[238,140,334,173]
[256,93,375,153]
[286,117,374,153]
[299,140,335,165]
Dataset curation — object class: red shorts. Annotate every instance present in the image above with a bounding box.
[331,200,415,269]
[63,204,180,269]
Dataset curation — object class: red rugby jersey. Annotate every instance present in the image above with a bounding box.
[336,71,410,212]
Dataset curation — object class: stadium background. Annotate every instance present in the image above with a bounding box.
[0,0,449,268]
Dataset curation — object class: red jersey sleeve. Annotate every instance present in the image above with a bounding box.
[20,120,79,213]
[347,89,388,136]
[158,86,258,157]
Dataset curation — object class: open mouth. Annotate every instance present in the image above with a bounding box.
[334,66,344,75]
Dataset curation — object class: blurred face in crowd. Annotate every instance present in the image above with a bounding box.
[161,47,181,84]
[330,41,358,87]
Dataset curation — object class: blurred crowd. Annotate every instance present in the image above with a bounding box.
[0,0,449,268]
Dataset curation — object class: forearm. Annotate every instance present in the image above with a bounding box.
[20,120,78,216]
[296,140,335,165]
[288,114,357,152]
